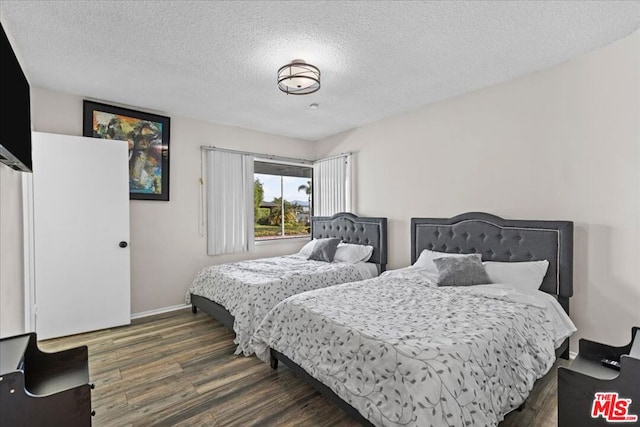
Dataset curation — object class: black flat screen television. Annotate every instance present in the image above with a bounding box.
[0,21,32,172]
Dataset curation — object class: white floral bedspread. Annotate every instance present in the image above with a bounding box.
[251,269,565,426]
[186,255,373,355]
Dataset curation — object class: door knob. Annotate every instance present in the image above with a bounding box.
[119,241,128,248]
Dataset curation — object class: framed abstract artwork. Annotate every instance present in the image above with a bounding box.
[83,100,170,201]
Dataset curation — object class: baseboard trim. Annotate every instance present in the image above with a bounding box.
[569,351,577,360]
[131,304,190,320]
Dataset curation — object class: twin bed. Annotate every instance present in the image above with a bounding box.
[187,212,388,355]
[187,211,576,426]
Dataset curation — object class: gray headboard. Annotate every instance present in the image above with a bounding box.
[311,212,388,272]
[411,212,573,303]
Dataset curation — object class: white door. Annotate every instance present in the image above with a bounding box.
[32,132,130,339]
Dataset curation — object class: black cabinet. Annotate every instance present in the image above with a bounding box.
[0,332,93,426]
[558,327,640,426]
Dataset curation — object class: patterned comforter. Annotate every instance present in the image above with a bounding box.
[251,268,572,426]
[186,255,375,355]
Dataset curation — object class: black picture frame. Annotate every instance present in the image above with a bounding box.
[82,100,170,201]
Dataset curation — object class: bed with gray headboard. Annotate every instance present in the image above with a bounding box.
[189,211,388,336]
[411,211,574,357]
[263,211,574,427]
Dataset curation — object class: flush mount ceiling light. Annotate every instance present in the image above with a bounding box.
[277,59,320,95]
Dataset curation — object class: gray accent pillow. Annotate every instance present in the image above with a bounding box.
[307,238,341,262]
[433,253,491,286]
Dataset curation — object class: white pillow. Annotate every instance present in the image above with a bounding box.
[414,249,473,273]
[483,260,550,291]
[334,243,374,263]
[297,239,317,257]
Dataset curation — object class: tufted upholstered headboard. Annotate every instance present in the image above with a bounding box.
[411,212,573,308]
[311,212,388,272]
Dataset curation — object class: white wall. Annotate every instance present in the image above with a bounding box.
[316,31,640,351]
[0,163,24,336]
[29,87,315,314]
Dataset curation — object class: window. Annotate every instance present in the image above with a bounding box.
[254,160,312,240]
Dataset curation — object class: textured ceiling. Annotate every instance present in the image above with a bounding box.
[1,1,639,141]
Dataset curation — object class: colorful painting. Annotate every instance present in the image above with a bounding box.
[83,100,170,201]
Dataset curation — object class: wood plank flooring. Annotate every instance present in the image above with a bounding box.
[40,309,568,426]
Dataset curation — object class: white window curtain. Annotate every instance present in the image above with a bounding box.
[313,154,351,216]
[205,150,254,255]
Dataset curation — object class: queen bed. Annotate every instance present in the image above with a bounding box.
[187,212,387,356]
[251,212,575,426]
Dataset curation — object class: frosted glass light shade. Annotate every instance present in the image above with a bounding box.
[277,59,320,95]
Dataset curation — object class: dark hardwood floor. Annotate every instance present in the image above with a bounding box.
[40,309,568,426]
